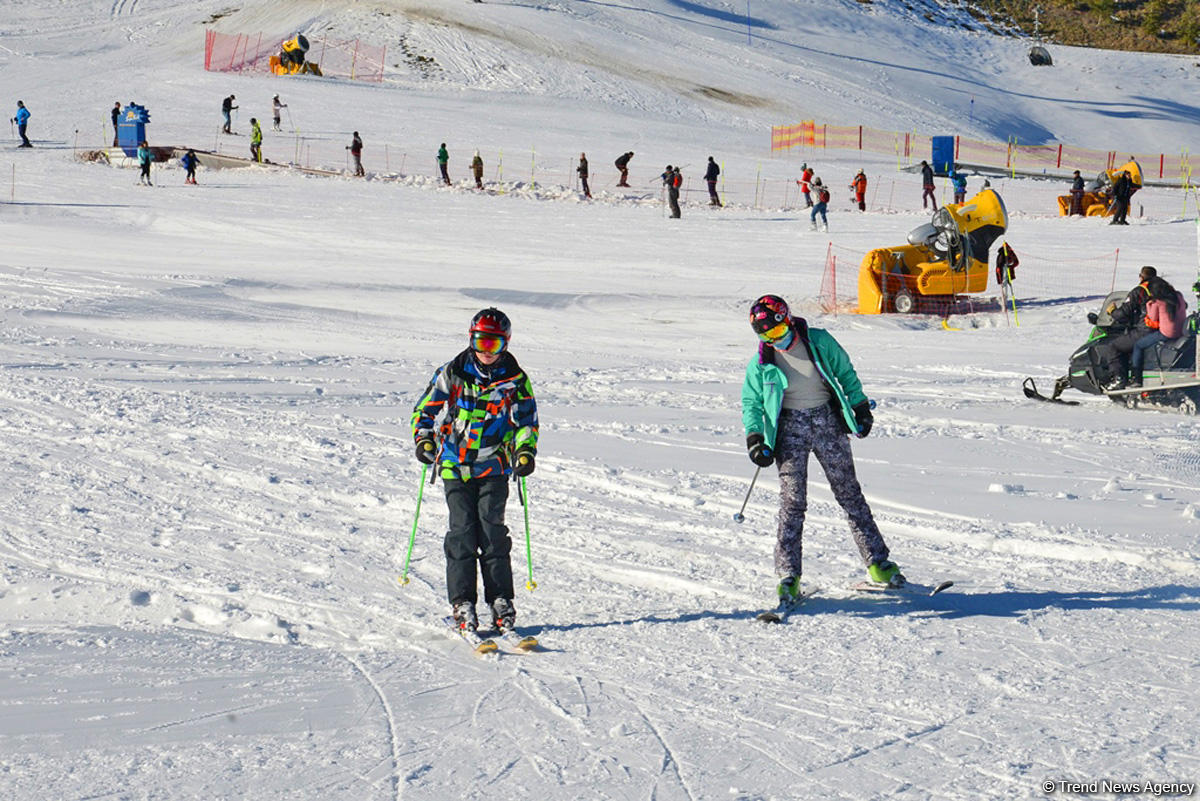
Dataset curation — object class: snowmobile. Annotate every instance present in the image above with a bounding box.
[1023,282,1200,413]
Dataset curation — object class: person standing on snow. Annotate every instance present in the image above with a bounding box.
[181,149,199,184]
[1110,170,1132,225]
[742,294,899,604]
[920,160,936,210]
[471,150,484,189]
[577,153,591,199]
[111,101,122,146]
[411,308,538,634]
[809,177,829,231]
[438,142,451,185]
[705,156,722,207]
[850,169,867,212]
[249,118,263,162]
[951,170,967,204]
[13,101,31,147]
[137,140,153,185]
[615,151,633,187]
[272,95,287,132]
[1069,170,1085,216]
[221,95,237,134]
[348,132,364,176]
[797,163,814,207]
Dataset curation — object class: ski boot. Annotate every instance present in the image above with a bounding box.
[490,597,516,632]
[451,600,478,632]
[867,560,904,587]
[777,575,803,601]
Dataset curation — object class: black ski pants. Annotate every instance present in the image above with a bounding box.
[443,475,514,606]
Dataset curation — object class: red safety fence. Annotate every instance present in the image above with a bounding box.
[817,243,1120,320]
[773,120,1194,184]
[204,30,385,83]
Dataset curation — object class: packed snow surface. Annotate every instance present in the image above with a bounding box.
[1,0,1198,799]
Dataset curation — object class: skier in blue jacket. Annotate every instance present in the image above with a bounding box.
[742,294,900,603]
[13,101,31,147]
[136,140,153,185]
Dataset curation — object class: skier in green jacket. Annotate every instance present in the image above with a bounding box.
[249,118,263,163]
[742,294,900,603]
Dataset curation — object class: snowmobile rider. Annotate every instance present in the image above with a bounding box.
[742,294,900,604]
[1096,266,1156,387]
[411,308,538,634]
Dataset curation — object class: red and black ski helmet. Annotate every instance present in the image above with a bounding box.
[470,307,511,339]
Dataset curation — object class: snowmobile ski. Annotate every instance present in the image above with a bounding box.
[850,579,954,596]
[443,616,498,655]
[756,590,814,624]
[1022,377,1079,405]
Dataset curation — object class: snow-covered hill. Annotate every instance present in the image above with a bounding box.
[1,1,1198,799]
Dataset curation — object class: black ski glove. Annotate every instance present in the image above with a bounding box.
[852,401,873,438]
[746,433,774,467]
[513,447,535,477]
[415,435,437,464]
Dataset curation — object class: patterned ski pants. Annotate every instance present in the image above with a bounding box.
[773,405,889,577]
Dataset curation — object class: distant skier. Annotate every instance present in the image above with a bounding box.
[471,150,484,189]
[180,149,199,184]
[742,294,899,606]
[221,95,237,134]
[13,101,31,148]
[797,163,813,207]
[850,169,867,212]
[1110,170,1132,225]
[111,101,121,146]
[951,170,967,204]
[577,152,591,198]
[704,157,722,207]
[438,142,451,185]
[137,140,152,185]
[615,151,633,187]
[411,308,538,634]
[920,160,935,209]
[249,118,263,162]
[272,95,287,132]
[661,165,682,218]
[1069,170,1085,215]
[348,132,364,176]
[809,177,829,231]
[995,241,1018,308]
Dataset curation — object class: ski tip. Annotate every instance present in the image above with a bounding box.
[930,580,954,596]
[515,636,539,651]
[474,640,499,655]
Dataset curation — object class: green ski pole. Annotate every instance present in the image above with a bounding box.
[519,475,537,590]
[398,463,428,585]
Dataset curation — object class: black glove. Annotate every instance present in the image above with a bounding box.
[852,401,873,438]
[513,447,535,477]
[1087,312,1099,325]
[746,433,774,467]
[415,435,437,464]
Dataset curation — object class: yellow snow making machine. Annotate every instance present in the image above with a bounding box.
[1056,159,1142,217]
[270,34,323,76]
[857,188,1008,314]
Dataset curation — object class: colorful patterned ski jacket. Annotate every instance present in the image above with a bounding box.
[411,349,538,481]
[742,321,867,448]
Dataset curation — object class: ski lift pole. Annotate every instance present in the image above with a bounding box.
[518,476,537,590]
[398,463,429,585]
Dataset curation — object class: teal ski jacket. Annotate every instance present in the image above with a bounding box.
[742,321,867,448]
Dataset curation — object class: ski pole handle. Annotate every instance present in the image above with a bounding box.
[398,462,428,585]
[520,475,537,590]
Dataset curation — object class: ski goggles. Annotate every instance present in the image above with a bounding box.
[471,332,508,354]
[755,321,790,343]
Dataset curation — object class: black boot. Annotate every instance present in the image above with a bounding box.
[1128,367,1143,388]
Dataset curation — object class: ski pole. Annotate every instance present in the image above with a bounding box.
[518,475,537,590]
[398,463,429,585]
[733,466,761,523]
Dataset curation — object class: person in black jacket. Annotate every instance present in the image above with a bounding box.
[705,156,722,206]
[577,153,591,198]
[1069,170,1085,215]
[111,102,121,146]
[920,160,935,209]
[1110,171,1132,225]
[615,151,633,187]
[1100,266,1157,386]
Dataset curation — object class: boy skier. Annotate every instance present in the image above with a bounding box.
[13,101,31,147]
[411,308,538,633]
[136,140,152,185]
[742,294,900,606]
[249,118,263,162]
[181,149,199,184]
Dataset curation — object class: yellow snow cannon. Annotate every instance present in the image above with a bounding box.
[857,188,1008,314]
[1056,159,1142,217]
[270,34,323,76]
